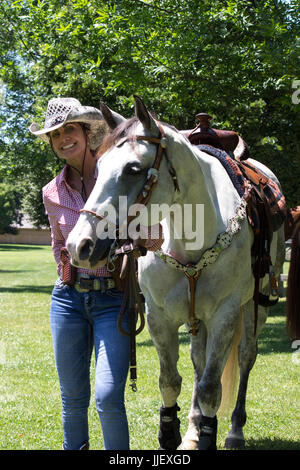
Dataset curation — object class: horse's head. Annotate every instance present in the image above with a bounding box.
[66,96,178,268]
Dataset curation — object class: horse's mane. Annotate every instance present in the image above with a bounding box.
[97,117,139,157]
[97,116,179,158]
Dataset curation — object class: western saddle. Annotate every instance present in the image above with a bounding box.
[183,112,250,161]
[184,113,287,334]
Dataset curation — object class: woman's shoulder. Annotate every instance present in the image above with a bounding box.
[42,166,66,199]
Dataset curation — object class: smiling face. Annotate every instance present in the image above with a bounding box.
[66,96,181,268]
[49,122,89,167]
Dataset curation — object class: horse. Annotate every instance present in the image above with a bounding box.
[66,96,286,450]
[284,206,300,241]
[286,219,300,340]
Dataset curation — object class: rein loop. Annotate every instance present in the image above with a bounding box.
[78,119,180,388]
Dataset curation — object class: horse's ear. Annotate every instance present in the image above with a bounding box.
[134,95,159,135]
[99,102,126,130]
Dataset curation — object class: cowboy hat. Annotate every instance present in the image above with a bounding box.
[29,97,107,149]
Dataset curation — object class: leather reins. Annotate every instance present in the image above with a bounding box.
[79,121,182,390]
[79,122,205,384]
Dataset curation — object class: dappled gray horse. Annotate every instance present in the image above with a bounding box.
[66,96,285,450]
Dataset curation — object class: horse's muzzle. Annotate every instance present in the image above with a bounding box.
[89,238,112,267]
[66,236,112,269]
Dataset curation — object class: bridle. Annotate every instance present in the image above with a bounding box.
[79,119,181,291]
[80,120,205,337]
[79,120,219,344]
[79,120,180,223]
[79,120,182,279]
[79,120,182,390]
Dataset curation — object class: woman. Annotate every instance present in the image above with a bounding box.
[30,97,163,450]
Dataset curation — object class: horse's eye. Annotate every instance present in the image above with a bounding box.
[124,163,142,176]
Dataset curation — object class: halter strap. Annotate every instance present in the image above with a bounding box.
[80,120,180,223]
[79,208,105,220]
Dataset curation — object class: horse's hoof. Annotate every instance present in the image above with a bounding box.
[224,437,245,449]
[178,439,198,450]
[198,436,217,451]
[198,416,217,450]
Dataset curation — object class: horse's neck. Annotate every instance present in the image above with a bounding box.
[162,140,240,264]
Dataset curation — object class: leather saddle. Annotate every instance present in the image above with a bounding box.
[182,113,250,161]
[185,112,287,328]
[184,112,286,238]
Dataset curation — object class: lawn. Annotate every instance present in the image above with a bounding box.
[0,244,299,451]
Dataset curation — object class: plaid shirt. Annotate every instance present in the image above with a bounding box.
[42,165,163,277]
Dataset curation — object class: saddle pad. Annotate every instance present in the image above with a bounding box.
[238,159,286,231]
[197,144,246,197]
[197,144,286,233]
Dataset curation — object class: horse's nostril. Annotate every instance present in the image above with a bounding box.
[78,238,94,260]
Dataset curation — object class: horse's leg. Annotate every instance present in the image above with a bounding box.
[180,321,207,450]
[226,231,285,448]
[225,301,268,449]
[146,307,182,450]
[196,305,241,450]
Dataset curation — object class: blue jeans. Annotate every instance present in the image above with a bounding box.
[50,279,130,450]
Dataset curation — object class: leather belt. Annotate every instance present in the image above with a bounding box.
[74,274,115,293]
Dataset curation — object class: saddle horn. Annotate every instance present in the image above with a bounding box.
[187,112,249,161]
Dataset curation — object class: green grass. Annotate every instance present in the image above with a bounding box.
[0,244,299,450]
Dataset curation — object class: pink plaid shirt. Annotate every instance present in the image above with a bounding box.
[42,165,163,277]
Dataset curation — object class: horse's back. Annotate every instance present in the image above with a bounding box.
[247,158,281,187]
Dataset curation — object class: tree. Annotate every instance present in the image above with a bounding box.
[0,182,23,234]
[0,0,299,224]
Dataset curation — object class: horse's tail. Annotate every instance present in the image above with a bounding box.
[219,308,243,415]
[286,222,300,339]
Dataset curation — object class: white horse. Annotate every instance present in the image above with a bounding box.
[66,96,285,450]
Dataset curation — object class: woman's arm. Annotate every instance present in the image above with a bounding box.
[42,191,65,273]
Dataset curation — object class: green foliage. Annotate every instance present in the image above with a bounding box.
[0,182,23,234]
[0,0,299,222]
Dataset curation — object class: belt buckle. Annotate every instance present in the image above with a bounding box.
[75,283,89,293]
[75,273,91,293]
[94,278,115,292]
[75,281,90,293]
[93,279,101,291]
[74,275,115,293]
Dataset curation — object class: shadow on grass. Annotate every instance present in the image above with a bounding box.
[0,244,45,251]
[267,298,286,317]
[258,300,292,355]
[0,285,53,294]
[0,269,34,273]
[245,438,300,451]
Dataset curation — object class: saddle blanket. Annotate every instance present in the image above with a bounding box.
[197,144,286,234]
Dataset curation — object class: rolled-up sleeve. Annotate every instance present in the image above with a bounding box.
[42,190,65,272]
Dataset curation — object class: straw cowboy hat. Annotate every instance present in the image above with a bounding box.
[29,97,107,149]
